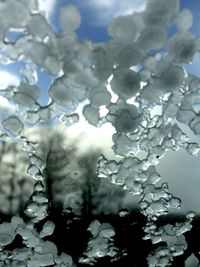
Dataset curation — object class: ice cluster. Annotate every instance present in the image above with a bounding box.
[0,0,200,266]
[79,220,125,265]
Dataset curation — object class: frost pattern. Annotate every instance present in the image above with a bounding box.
[0,0,199,266]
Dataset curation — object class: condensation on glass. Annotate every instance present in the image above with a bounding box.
[0,0,199,266]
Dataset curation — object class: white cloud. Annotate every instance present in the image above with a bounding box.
[0,95,15,113]
[0,71,19,113]
[37,0,56,19]
[85,0,147,25]
[0,71,20,89]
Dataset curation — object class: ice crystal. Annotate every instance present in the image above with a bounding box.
[0,0,200,266]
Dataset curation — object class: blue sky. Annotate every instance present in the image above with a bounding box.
[41,0,146,42]
[45,0,200,41]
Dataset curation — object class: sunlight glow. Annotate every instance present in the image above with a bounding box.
[0,71,20,90]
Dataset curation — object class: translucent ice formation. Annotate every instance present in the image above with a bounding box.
[0,0,200,266]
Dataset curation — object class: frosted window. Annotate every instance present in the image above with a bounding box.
[0,0,200,266]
